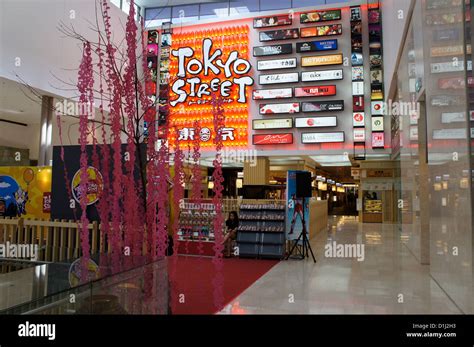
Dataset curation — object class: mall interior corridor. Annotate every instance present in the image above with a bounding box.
[221,216,461,314]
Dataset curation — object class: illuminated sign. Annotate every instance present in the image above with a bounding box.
[353,129,366,142]
[170,37,253,107]
[351,52,363,66]
[371,101,384,115]
[296,39,338,53]
[302,100,344,112]
[431,45,470,57]
[301,54,343,67]
[302,132,344,144]
[253,133,293,145]
[371,132,385,148]
[353,96,364,112]
[410,126,418,141]
[371,116,384,131]
[353,112,365,127]
[300,24,342,38]
[352,66,364,81]
[253,88,293,100]
[259,28,299,42]
[295,85,336,97]
[259,72,299,85]
[253,44,292,57]
[432,128,467,139]
[257,58,297,71]
[352,81,364,96]
[433,28,460,42]
[441,112,465,123]
[169,26,251,148]
[295,116,337,128]
[431,95,465,107]
[252,118,293,130]
[253,14,292,28]
[438,76,472,89]
[300,9,342,23]
[301,69,343,82]
[259,103,300,114]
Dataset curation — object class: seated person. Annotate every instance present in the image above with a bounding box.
[222,211,239,257]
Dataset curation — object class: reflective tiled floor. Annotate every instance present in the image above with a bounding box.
[220,216,462,314]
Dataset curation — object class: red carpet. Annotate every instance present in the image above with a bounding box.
[167,256,278,314]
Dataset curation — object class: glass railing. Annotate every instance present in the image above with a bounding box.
[0,255,168,315]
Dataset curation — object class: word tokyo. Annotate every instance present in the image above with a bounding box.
[170,38,254,106]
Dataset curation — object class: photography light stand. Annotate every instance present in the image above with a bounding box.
[285,197,316,263]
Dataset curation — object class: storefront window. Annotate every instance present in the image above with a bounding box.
[260,0,291,12]
[145,7,171,27]
[229,0,259,15]
[172,5,199,24]
[200,2,229,20]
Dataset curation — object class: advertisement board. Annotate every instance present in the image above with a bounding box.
[296,39,338,53]
[252,118,293,129]
[286,171,311,241]
[253,44,292,57]
[301,54,343,67]
[300,10,342,23]
[295,85,337,97]
[260,28,300,41]
[259,72,299,85]
[301,132,344,143]
[259,103,300,114]
[254,14,292,28]
[253,133,294,145]
[253,88,293,100]
[301,100,344,112]
[257,58,297,71]
[295,116,337,128]
[301,69,343,82]
[300,24,342,38]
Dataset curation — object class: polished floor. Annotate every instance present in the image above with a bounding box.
[220,216,462,314]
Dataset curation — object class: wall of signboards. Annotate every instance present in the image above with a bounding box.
[146,1,390,156]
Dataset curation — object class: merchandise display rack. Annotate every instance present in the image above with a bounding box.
[237,200,286,259]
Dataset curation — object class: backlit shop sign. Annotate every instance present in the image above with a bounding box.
[253,44,292,57]
[259,28,300,42]
[253,88,293,100]
[252,118,293,130]
[431,60,472,73]
[301,54,343,67]
[302,100,344,112]
[301,132,344,144]
[259,103,300,114]
[301,69,343,82]
[300,24,342,38]
[295,116,337,128]
[259,72,299,85]
[177,127,236,142]
[353,128,366,142]
[296,39,338,53]
[170,38,254,106]
[371,132,385,148]
[253,133,293,145]
[295,85,336,97]
[257,58,297,71]
[254,14,292,28]
[300,9,342,23]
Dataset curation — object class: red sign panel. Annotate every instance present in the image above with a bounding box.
[43,192,52,213]
[253,133,293,145]
[294,85,337,98]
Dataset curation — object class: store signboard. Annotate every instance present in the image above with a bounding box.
[409,126,418,141]
[371,132,385,148]
[301,132,344,143]
[431,60,469,73]
[427,0,464,10]
[353,96,364,112]
[301,54,343,67]
[259,103,300,114]
[302,100,344,112]
[438,76,470,89]
[257,58,297,71]
[295,85,336,97]
[431,95,465,107]
[253,44,292,57]
[259,28,300,42]
[371,101,384,115]
[253,14,292,28]
[371,116,384,131]
[441,112,465,123]
[295,116,337,128]
[296,39,338,53]
[301,69,343,82]
[352,66,364,81]
[432,128,467,139]
[353,128,366,142]
[433,28,460,42]
[300,9,342,23]
[352,81,364,95]
[253,133,293,145]
[300,24,342,38]
[253,88,293,100]
[431,44,470,57]
[351,52,363,66]
[259,72,299,85]
[353,112,365,127]
[252,118,293,130]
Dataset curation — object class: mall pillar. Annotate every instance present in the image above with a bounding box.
[418,101,430,265]
[243,157,269,185]
[39,96,53,166]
